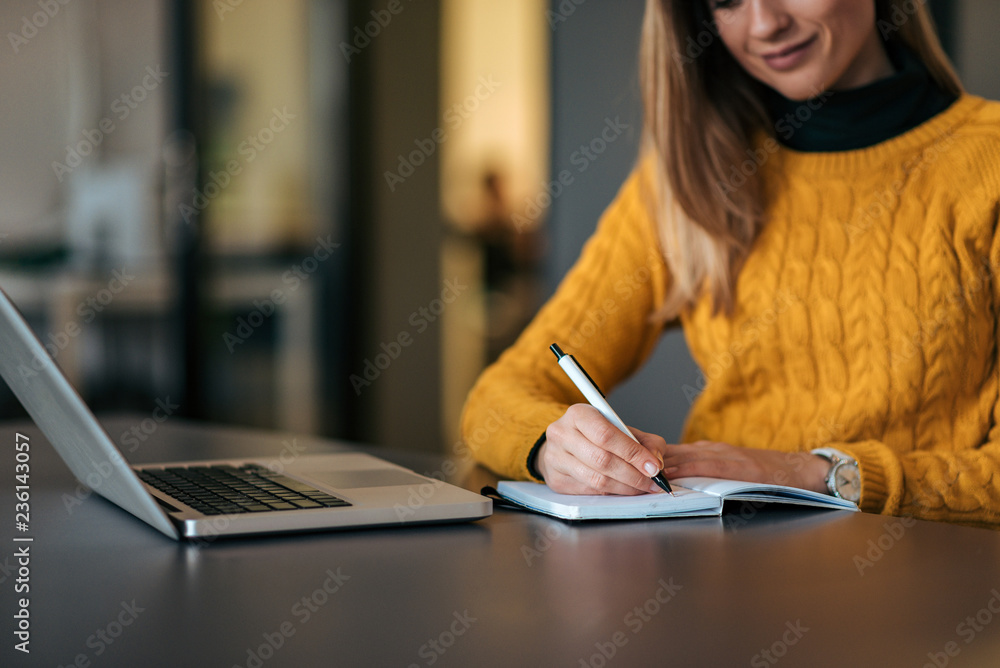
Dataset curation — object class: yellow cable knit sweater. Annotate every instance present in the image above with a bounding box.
[460,94,1000,528]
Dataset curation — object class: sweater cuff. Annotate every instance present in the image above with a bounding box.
[831,440,904,514]
[465,402,566,482]
[526,432,547,481]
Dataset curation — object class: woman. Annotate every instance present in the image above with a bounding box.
[461,0,1000,527]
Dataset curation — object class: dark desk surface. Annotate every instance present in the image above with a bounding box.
[3,418,1000,667]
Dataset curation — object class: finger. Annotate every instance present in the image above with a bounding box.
[570,440,661,494]
[661,451,702,468]
[660,441,729,467]
[664,454,744,480]
[540,441,643,495]
[629,427,669,464]
[554,455,657,496]
[571,408,663,480]
[550,423,658,493]
[541,428,655,494]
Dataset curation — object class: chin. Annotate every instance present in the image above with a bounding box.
[776,88,823,102]
[763,74,831,102]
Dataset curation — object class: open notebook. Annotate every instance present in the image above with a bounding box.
[492,477,859,521]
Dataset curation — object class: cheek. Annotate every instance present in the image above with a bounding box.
[714,21,750,68]
[802,0,873,18]
[817,0,878,43]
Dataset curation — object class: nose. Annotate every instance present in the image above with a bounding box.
[747,0,793,41]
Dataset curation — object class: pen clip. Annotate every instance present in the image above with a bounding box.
[574,360,606,399]
[552,343,606,399]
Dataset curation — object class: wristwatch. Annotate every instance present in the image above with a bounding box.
[811,448,861,503]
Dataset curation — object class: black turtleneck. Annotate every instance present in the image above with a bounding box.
[761,40,958,152]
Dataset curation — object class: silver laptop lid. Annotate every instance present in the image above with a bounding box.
[0,288,178,538]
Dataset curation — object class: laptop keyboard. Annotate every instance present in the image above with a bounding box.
[136,463,351,515]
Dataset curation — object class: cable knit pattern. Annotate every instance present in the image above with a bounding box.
[460,95,1000,528]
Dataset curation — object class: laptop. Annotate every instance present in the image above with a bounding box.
[0,287,491,540]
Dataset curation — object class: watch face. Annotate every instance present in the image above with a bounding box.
[834,463,861,503]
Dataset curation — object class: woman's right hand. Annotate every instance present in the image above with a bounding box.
[536,404,667,495]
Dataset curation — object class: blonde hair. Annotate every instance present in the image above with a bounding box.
[640,0,963,321]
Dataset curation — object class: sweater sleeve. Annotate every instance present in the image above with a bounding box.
[838,205,1000,528]
[459,161,673,481]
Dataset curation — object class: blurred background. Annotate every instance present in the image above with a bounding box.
[0,0,997,456]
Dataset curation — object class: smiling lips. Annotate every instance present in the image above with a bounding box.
[761,35,818,71]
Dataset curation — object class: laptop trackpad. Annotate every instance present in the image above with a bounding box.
[306,469,429,489]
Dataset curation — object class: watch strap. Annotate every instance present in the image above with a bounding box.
[811,447,854,463]
[811,447,859,499]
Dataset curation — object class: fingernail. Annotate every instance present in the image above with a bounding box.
[649,482,663,493]
[643,462,659,476]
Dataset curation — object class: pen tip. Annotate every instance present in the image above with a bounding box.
[652,472,674,495]
[549,343,564,359]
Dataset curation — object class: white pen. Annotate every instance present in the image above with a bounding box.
[549,343,673,494]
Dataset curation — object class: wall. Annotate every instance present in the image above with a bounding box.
[0,0,167,251]
[955,0,1000,100]
[359,0,446,451]
[198,0,313,252]
[547,0,701,442]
